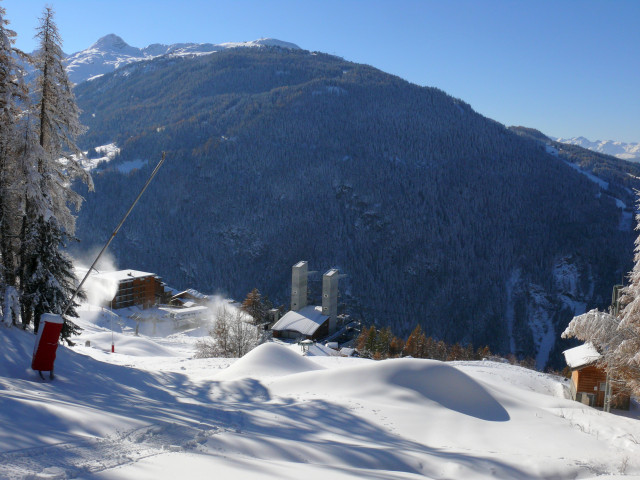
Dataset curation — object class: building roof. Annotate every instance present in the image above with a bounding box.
[91,270,156,283]
[563,343,602,370]
[172,289,210,300]
[158,305,209,315]
[271,306,329,336]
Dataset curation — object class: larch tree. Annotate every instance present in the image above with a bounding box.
[241,288,267,325]
[0,4,28,326]
[22,6,92,337]
[403,324,426,357]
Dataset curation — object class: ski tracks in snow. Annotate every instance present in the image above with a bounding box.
[0,422,222,479]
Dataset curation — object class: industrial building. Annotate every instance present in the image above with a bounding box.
[271,261,341,341]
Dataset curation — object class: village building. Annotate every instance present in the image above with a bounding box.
[169,289,210,308]
[563,343,630,410]
[91,270,164,310]
[271,261,341,341]
[272,305,330,340]
[158,305,210,329]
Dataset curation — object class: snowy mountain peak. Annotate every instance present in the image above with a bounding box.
[65,35,301,84]
[555,136,640,162]
[90,34,132,51]
[242,38,301,49]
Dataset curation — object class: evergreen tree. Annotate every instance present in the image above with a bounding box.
[0,4,27,326]
[22,217,83,336]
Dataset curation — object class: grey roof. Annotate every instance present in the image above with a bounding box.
[271,306,329,336]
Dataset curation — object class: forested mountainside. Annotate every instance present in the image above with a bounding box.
[72,47,636,369]
[510,126,640,207]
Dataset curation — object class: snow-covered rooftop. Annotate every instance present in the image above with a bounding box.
[271,306,329,336]
[172,289,210,300]
[563,343,601,369]
[158,305,209,315]
[91,270,156,283]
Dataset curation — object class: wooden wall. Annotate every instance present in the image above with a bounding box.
[112,275,162,309]
[572,365,630,409]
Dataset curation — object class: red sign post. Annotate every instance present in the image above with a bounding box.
[31,313,64,380]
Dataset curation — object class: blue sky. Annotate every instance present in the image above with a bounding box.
[5,0,639,142]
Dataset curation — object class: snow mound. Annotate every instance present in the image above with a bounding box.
[0,325,38,379]
[77,331,179,357]
[286,341,340,357]
[215,342,324,380]
[271,358,509,421]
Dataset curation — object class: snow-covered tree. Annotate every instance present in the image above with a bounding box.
[31,6,92,226]
[562,309,624,356]
[611,193,640,394]
[20,6,92,337]
[563,192,640,395]
[195,306,265,358]
[0,4,28,326]
[22,217,83,336]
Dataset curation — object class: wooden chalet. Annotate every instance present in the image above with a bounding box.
[563,343,630,410]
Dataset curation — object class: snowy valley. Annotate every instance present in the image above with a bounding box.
[3,1,640,478]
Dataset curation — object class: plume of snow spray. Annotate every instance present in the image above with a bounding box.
[72,249,119,307]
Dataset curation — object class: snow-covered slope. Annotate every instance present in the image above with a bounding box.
[2,310,640,479]
[65,34,301,84]
[556,136,640,162]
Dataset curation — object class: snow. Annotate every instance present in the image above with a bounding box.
[91,269,156,282]
[215,343,324,380]
[82,143,120,171]
[504,268,520,353]
[556,136,640,163]
[563,159,610,190]
[615,197,634,231]
[3,308,640,479]
[527,284,557,369]
[116,159,148,174]
[271,305,329,336]
[563,343,601,369]
[65,35,301,84]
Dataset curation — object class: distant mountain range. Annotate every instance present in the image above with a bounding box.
[63,34,300,84]
[555,136,640,162]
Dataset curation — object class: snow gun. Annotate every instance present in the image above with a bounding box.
[32,152,166,380]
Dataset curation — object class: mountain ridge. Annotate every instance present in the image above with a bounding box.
[64,34,301,84]
[555,136,640,162]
